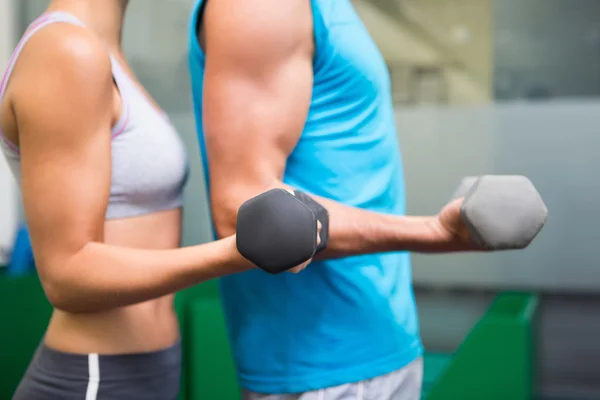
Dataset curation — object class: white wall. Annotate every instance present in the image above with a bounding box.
[0,0,19,265]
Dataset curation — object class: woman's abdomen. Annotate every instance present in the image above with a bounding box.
[44,208,183,354]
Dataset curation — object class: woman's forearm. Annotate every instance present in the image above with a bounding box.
[43,235,253,313]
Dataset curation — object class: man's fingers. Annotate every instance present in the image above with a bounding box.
[316,221,322,247]
[288,259,311,274]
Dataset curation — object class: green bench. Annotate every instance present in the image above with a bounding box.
[422,353,453,399]
[0,272,52,400]
[422,292,538,400]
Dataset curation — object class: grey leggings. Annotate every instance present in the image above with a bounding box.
[12,341,181,400]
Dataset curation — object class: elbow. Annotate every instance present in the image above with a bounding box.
[42,276,86,313]
[43,279,76,312]
[44,290,73,313]
[39,259,95,314]
[45,287,98,314]
[36,258,69,311]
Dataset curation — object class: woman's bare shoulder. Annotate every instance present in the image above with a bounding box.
[9,22,113,103]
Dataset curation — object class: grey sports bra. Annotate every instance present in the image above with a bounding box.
[0,12,189,219]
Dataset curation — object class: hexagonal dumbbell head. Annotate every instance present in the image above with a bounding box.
[458,175,548,250]
[236,189,318,274]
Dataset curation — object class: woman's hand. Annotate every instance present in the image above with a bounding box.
[287,221,322,274]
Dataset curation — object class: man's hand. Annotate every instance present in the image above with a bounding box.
[433,198,482,252]
[435,175,547,251]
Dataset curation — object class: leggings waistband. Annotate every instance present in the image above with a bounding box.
[33,340,182,380]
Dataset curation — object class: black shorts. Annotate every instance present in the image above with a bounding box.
[12,341,181,400]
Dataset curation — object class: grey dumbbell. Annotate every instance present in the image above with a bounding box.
[451,175,548,250]
[451,176,479,200]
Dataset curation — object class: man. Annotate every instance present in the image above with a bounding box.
[187,0,474,398]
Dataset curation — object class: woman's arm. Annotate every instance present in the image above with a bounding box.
[12,25,252,314]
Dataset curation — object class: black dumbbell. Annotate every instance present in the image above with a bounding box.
[236,189,328,274]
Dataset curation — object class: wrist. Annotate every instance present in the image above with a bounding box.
[221,235,256,271]
[391,215,454,253]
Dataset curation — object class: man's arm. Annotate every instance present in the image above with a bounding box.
[202,0,465,258]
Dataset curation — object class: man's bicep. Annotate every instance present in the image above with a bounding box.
[203,55,313,187]
[201,0,314,235]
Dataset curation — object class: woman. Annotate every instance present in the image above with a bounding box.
[0,1,313,398]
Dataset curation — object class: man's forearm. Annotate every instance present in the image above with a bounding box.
[212,180,461,259]
[303,190,461,258]
[273,182,461,258]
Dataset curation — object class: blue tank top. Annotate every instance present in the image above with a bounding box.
[188,0,422,393]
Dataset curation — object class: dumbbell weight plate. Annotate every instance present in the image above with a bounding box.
[456,175,548,250]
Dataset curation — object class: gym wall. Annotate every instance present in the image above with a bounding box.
[0,0,19,266]
[494,0,600,100]
[354,0,491,105]
[401,101,600,293]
